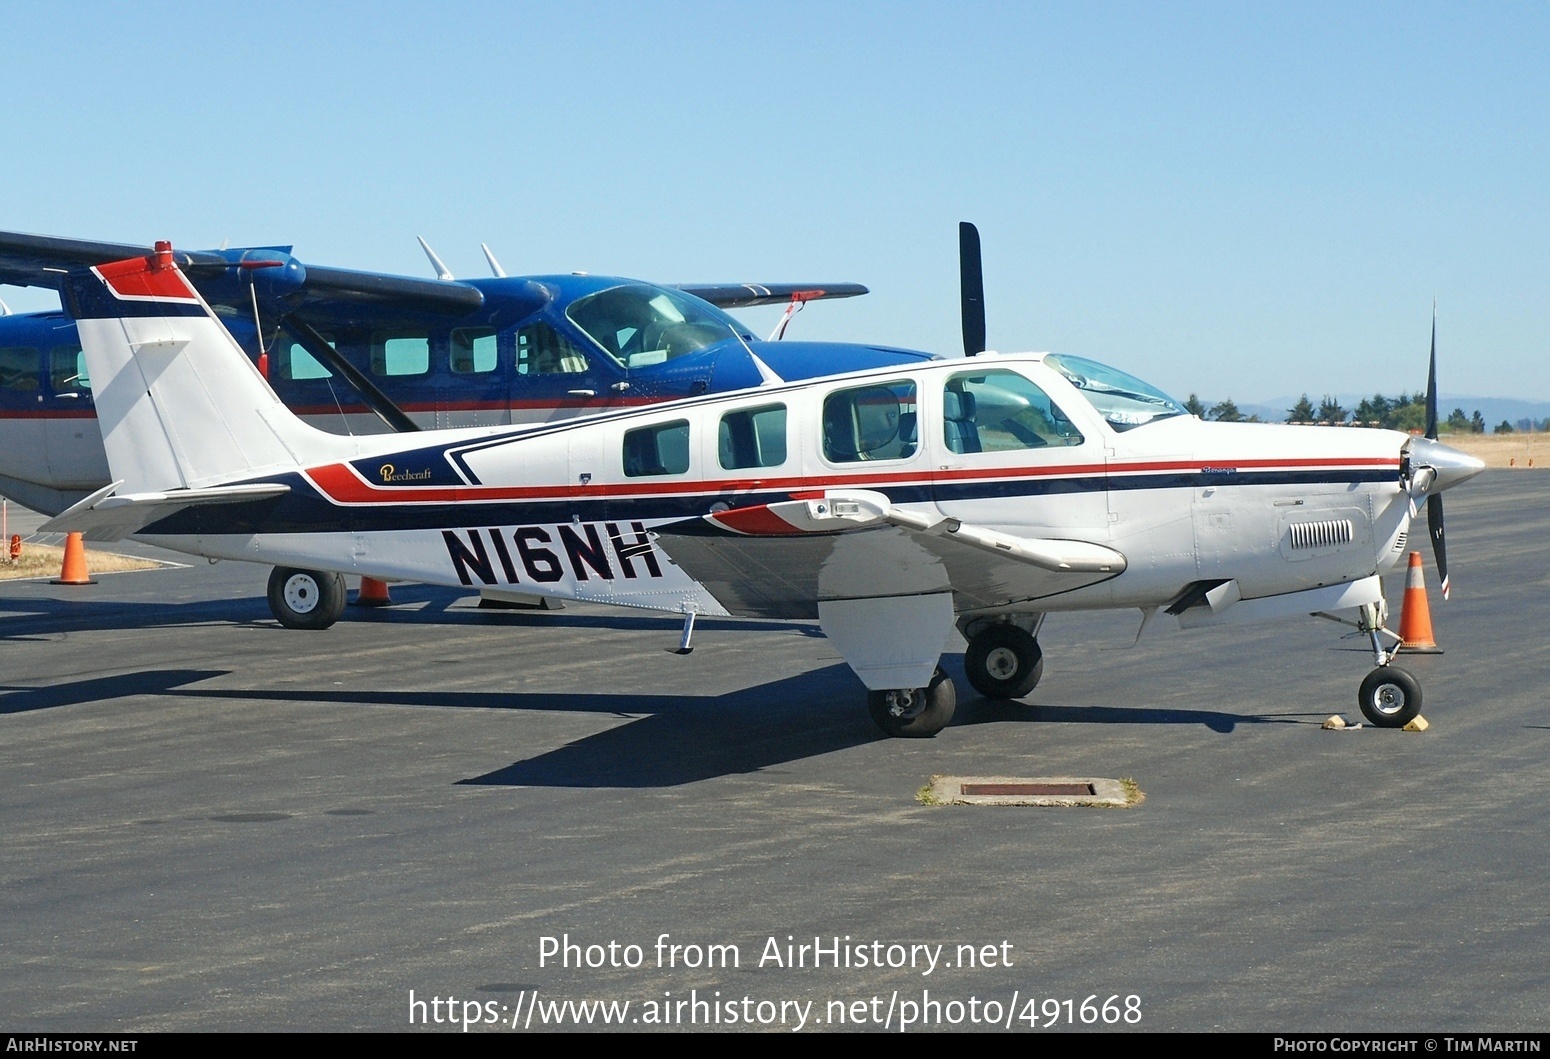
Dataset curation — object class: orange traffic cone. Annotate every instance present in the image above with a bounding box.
[51,532,97,585]
[1396,551,1442,654]
[352,576,394,607]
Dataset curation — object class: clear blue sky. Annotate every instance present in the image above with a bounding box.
[2,1,1546,401]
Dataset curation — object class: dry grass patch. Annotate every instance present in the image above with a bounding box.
[1441,433,1547,468]
[0,543,166,581]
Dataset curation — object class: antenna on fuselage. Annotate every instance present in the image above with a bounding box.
[481,243,507,278]
[416,236,455,281]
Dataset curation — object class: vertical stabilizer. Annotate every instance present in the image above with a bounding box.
[63,242,348,494]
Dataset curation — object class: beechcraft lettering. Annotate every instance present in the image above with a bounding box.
[43,229,1485,742]
[442,522,664,587]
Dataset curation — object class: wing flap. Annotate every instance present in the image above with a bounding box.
[653,490,1124,619]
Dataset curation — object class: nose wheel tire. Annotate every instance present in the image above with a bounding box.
[267,567,348,630]
[964,624,1044,699]
[868,667,957,738]
[1358,665,1422,728]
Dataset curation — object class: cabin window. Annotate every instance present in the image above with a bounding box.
[516,321,589,375]
[942,369,1084,453]
[450,328,498,374]
[370,332,430,377]
[50,346,88,393]
[719,404,787,470]
[0,347,41,392]
[276,339,335,381]
[623,420,691,477]
[822,380,917,463]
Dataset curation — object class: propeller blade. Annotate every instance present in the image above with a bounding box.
[1425,303,1438,440]
[1428,492,1449,599]
[959,222,986,357]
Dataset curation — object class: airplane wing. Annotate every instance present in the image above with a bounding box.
[0,230,485,321]
[674,283,868,308]
[651,489,1125,619]
[40,481,291,542]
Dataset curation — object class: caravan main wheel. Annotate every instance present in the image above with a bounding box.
[267,567,347,630]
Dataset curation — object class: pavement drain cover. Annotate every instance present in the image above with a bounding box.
[922,776,1140,808]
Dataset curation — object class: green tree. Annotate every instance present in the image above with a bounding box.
[1210,398,1243,422]
[1444,408,1470,433]
[1470,410,1485,433]
[1495,420,1514,434]
[1390,401,1426,433]
[1318,396,1348,425]
[1183,393,1208,418]
[1354,394,1390,426]
[1287,394,1315,423]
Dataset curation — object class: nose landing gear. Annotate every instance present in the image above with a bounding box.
[1328,598,1423,727]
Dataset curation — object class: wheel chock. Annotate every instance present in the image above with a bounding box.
[1403,715,1429,732]
[1322,715,1348,729]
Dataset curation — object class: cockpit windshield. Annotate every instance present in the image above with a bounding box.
[1043,354,1188,432]
[566,284,753,369]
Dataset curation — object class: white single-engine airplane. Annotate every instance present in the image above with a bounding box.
[46,234,1484,736]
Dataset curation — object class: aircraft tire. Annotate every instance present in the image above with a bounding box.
[964,624,1044,699]
[867,667,956,738]
[267,567,347,631]
[1357,665,1422,728]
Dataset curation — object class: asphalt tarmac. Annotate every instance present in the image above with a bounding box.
[2,471,1546,1033]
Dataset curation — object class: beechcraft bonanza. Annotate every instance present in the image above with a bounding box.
[43,231,1484,737]
[0,229,899,515]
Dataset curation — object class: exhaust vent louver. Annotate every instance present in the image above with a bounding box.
[1289,518,1355,550]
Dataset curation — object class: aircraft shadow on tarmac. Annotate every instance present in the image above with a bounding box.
[0,665,1295,787]
[0,584,805,640]
[0,669,226,715]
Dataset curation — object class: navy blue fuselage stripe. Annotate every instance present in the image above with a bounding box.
[138,467,1396,536]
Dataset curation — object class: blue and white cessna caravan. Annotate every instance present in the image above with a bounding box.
[0,230,898,516]
[46,240,1484,737]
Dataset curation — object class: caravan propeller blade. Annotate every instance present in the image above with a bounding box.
[959,222,986,357]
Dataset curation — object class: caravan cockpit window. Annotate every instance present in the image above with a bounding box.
[567,284,752,368]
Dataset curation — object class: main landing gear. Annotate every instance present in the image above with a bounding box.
[868,667,957,738]
[963,622,1045,700]
[267,566,347,630]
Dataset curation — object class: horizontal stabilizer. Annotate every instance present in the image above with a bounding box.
[41,481,290,542]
